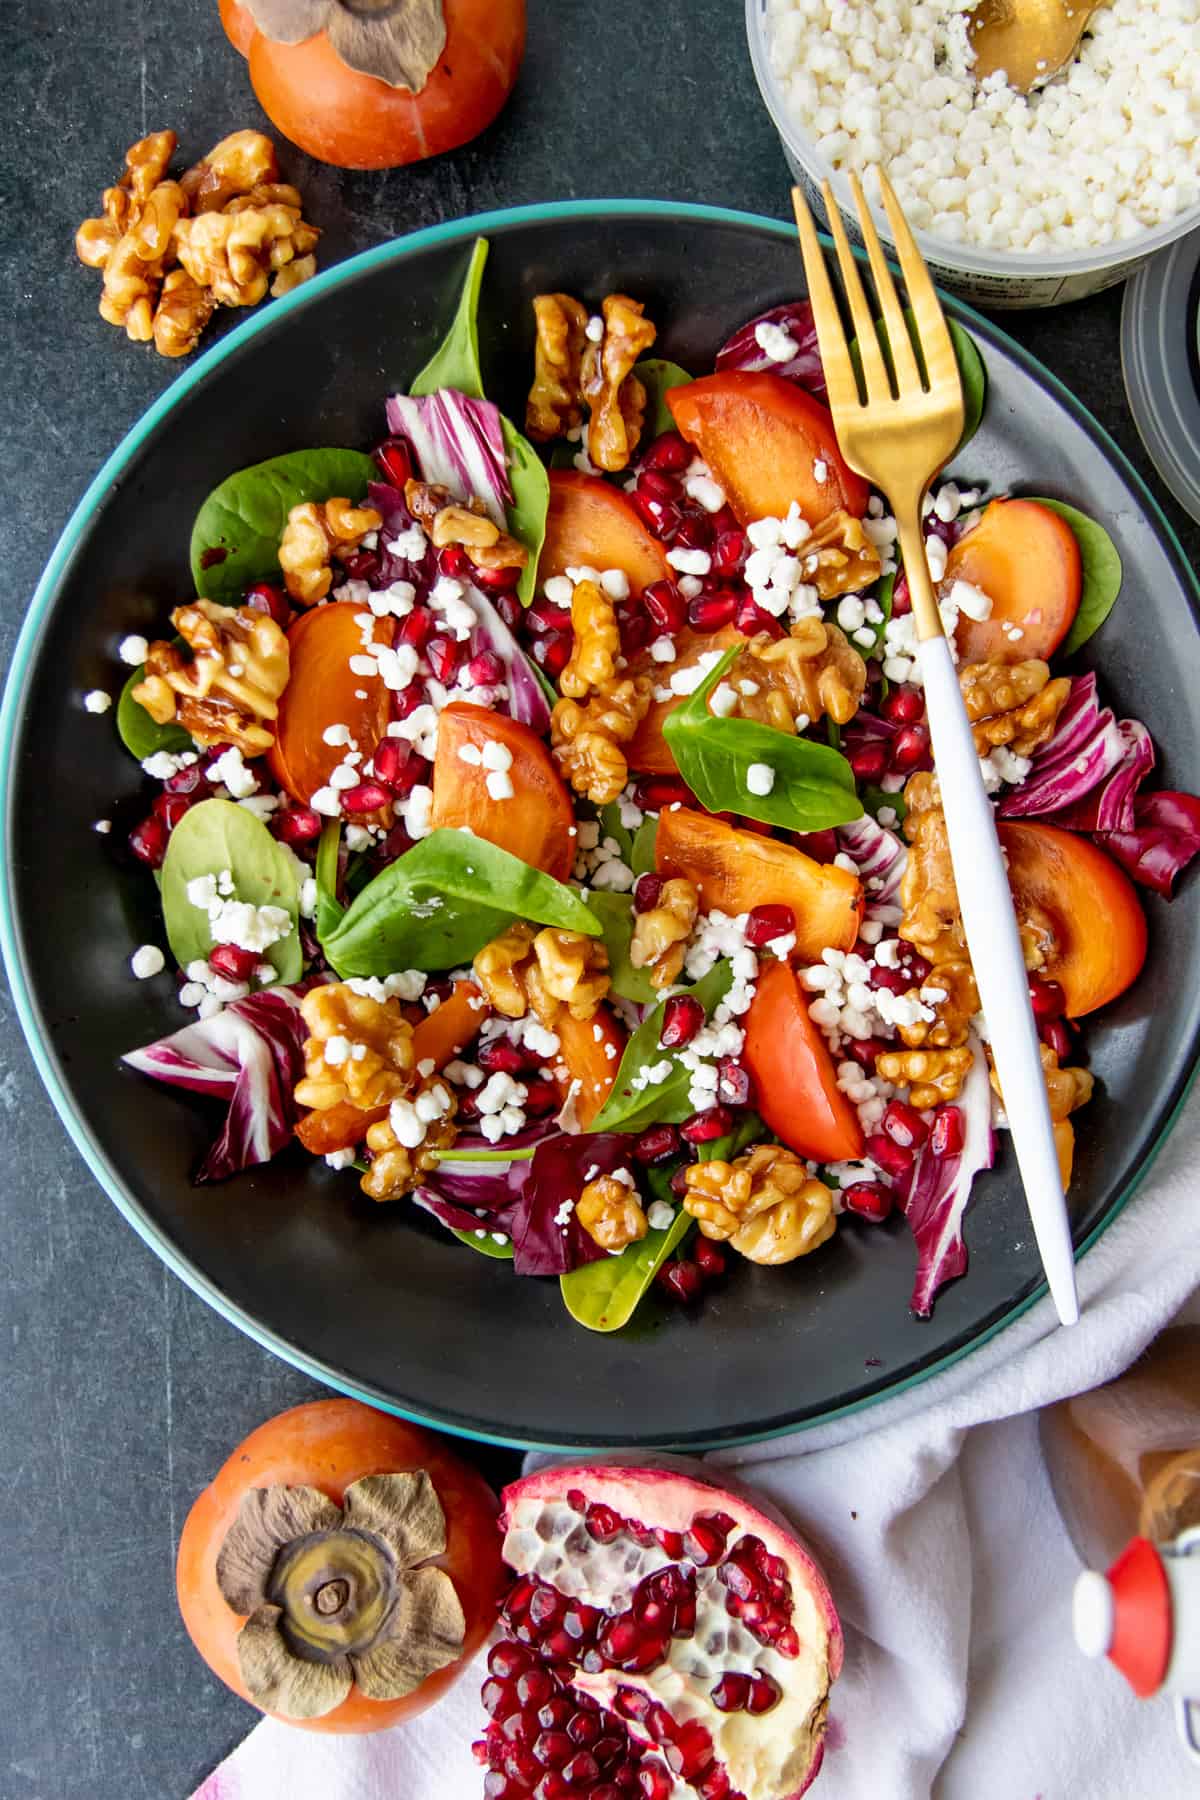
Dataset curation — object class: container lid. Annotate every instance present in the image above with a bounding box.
[1121,229,1200,525]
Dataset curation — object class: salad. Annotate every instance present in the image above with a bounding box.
[104,239,1200,1331]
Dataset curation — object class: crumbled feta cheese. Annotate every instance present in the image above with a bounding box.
[685,475,727,513]
[84,689,112,714]
[141,750,191,780]
[813,458,828,484]
[130,944,164,979]
[485,770,515,801]
[481,740,513,773]
[208,746,258,799]
[585,315,605,343]
[600,568,630,600]
[458,743,483,767]
[746,762,775,796]
[543,575,574,608]
[93,818,112,834]
[948,579,993,623]
[709,682,738,718]
[754,319,799,362]
[669,650,725,696]
[650,636,677,663]
[646,1199,675,1231]
[387,524,427,562]
[118,634,149,665]
[404,785,434,839]
[324,1149,356,1170]
[310,786,341,817]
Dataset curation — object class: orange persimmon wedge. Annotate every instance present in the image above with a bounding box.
[744,960,864,1163]
[430,702,575,881]
[626,625,741,774]
[269,602,392,806]
[946,498,1082,664]
[411,979,491,1071]
[999,821,1146,1017]
[668,372,869,527]
[551,1006,627,1129]
[537,470,672,594]
[296,1100,389,1156]
[657,808,863,960]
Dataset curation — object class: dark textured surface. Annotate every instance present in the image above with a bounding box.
[0,3,1197,1797]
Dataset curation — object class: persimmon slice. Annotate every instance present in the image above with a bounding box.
[999,821,1146,1017]
[945,499,1082,664]
[269,602,392,806]
[626,626,741,774]
[537,470,671,594]
[430,702,575,881]
[744,960,864,1163]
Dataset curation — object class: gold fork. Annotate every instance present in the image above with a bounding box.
[792,170,1079,1327]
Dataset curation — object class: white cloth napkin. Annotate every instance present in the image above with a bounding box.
[193,1089,1200,1800]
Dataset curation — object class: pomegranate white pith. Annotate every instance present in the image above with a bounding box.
[489,1463,842,1800]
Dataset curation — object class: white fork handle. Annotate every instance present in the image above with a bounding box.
[919,636,1079,1327]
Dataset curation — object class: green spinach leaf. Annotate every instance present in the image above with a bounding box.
[663,647,862,832]
[862,568,895,652]
[322,830,601,977]
[861,784,907,824]
[630,815,658,877]
[160,798,303,984]
[589,961,734,1134]
[410,237,489,400]
[598,803,634,865]
[116,660,191,762]
[586,892,659,1005]
[850,313,986,456]
[636,358,693,437]
[503,415,550,608]
[315,820,344,945]
[1029,498,1123,655]
[190,448,378,605]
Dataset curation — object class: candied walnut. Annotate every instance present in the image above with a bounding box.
[152,267,216,358]
[560,580,620,700]
[180,129,279,212]
[683,1146,835,1263]
[75,184,132,270]
[295,983,416,1117]
[876,1044,974,1110]
[898,958,980,1050]
[552,676,653,807]
[473,923,539,1018]
[991,1041,1094,1124]
[409,485,528,574]
[132,598,289,754]
[123,130,179,205]
[271,252,318,297]
[630,878,699,989]
[174,202,319,308]
[277,496,383,605]
[800,509,883,602]
[732,619,866,732]
[532,929,610,1022]
[577,1175,647,1252]
[582,294,656,473]
[960,659,1072,756]
[526,294,589,442]
[361,1079,459,1203]
[98,181,189,340]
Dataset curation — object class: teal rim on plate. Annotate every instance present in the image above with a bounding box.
[4,199,1199,1453]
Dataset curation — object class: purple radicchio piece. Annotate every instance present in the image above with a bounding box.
[1099,791,1200,899]
[900,1033,995,1318]
[385,389,512,524]
[997,675,1155,832]
[507,1132,639,1278]
[715,302,827,400]
[837,812,907,914]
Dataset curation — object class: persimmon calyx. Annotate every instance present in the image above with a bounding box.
[216,1471,465,1718]
[241,0,447,91]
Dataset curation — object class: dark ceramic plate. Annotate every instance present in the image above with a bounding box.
[4,203,1199,1450]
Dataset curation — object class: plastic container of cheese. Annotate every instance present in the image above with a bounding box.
[1121,231,1200,525]
[747,0,1200,310]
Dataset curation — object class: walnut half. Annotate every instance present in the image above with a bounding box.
[683,1146,836,1265]
[132,598,289,755]
[278,497,383,605]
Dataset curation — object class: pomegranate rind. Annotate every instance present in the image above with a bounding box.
[500,1456,842,1800]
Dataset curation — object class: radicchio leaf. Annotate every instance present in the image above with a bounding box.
[509,1133,638,1277]
[997,675,1155,831]
[900,1034,994,1318]
[1098,791,1200,898]
[837,812,907,913]
[413,1155,532,1239]
[461,583,553,733]
[366,480,441,596]
[385,389,512,524]
[715,302,827,400]
[122,987,310,1182]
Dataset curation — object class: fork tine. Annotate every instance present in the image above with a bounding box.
[875,167,960,394]
[847,171,923,396]
[790,186,861,419]
[818,181,892,407]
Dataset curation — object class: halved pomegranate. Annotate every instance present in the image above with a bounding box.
[480,1460,842,1800]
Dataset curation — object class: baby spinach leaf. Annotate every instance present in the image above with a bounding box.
[850,313,986,456]
[314,820,344,945]
[598,803,634,864]
[160,798,303,985]
[410,237,489,401]
[586,892,659,1005]
[663,647,862,832]
[116,661,191,762]
[321,829,601,977]
[859,568,895,653]
[1029,498,1123,655]
[589,961,734,1135]
[190,448,378,605]
[503,415,550,608]
[636,358,693,438]
[861,784,907,824]
[451,1227,515,1260]
[630,816,658,877]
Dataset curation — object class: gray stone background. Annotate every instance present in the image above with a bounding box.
[1,3,1196,1797]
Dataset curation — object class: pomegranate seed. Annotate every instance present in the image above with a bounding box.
[633,872,664,913]
[483,1772,518,1800]
[665,1720,715,1780]
[643,1701,675,1743]
[1028,974,1066,1022]
[710,1672,752,1713]
[163,762,207,797]
[340,780,391,814]
[687,591,737,631]
[392,752,432,797]
[683,1519,727,1567]
[488,1642,535,1680]
[534,632,573,678]
[466,650,505,688]
[641,430,690,472]
[638,1766,673,1800]
[533,1728,572,1768]
[744,903,796,946]
[475,561,521,592]
[883,1098,930,1152]
[437,543,473,581]
[634,1123,682,1165]
[562,1750,600,1786]
[656,1258,703,1303]
[892,570,912,616]
[735,591,786,638]
[528,1585,564,1632]
[653,1527,685,1558]
[537,1695,573,1731]
[494,592,522,631]
[591,1787,622,1800]
[680,1106,732,1144]
[503,1574,537,1621]
[698,1767,733,1800]
[128,814,168,867]
[599,1616,640,1662]
[660,994,705,1049]
[426,635,461,683]
[865,1131,915,1182]
[478,1039,526,1076]
[208,943,259,983]
[371,738,405,788]
[673,512,714,551]
[631,492,680,539]
[243,580,291,627]
[157,792,197,830]
[845,1035,883,1069]
[528,596,573,634]
[642,579,687,637]
[517,1667,555,1708]
[775,1624,801,1658]
[1041,1016,1073,1061]
[890,724,931,773]
[669,1161,696,1198]
[567,1710,600,1746]
[843,1181,894,1223]
[637,468,682,504]
[882,685,925,725]
[614,1687,651,1722]
[483,1677,518,1719]
[390,681,426,721]
[273,805,321,845]
[719,1557,760,1601]
[711,529,747,577]
[930,1105,965,1158]
[623,612,652,653]
[694,1237,726,1278]
[534,1774,570,1800]
[585,1502,622,1544]
[398,606,434,649]
[747,1673,782,1715]
[716,1057,753,1107]
[848,741,889,784]
[339,547,380,584]
[374,436,413,487]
